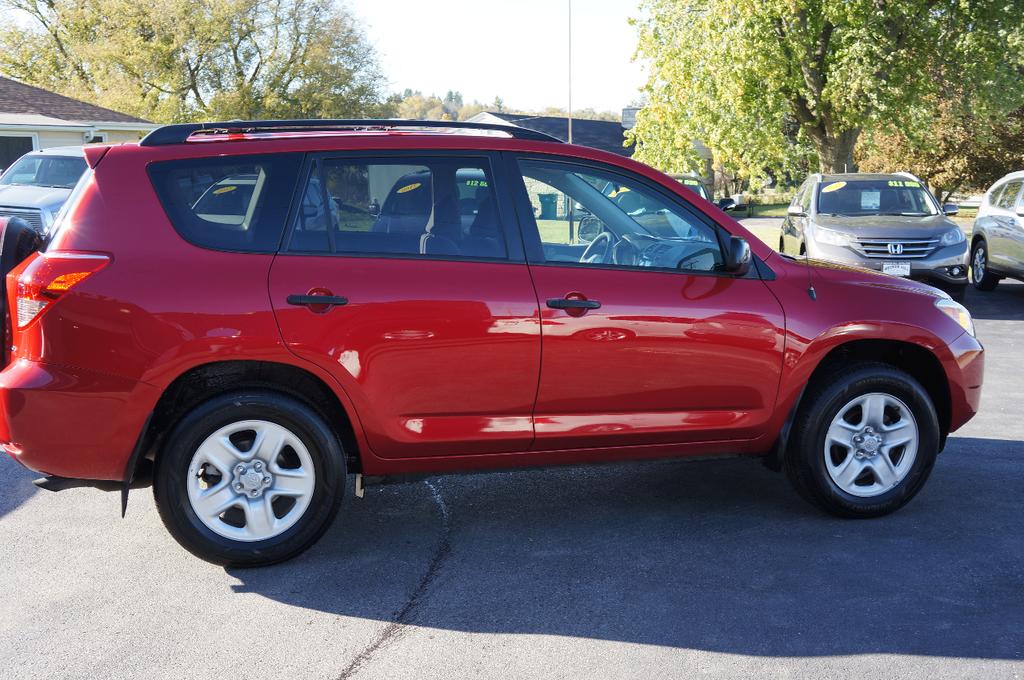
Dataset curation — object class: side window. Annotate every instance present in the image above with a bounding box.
[287,157,506,260]
[516,158,724,272]
[148,153,302,252]
[996,181,1023,210]
[800,182,814,212]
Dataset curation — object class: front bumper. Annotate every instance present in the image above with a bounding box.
[808,241,970,288]
[0,360,159,480]
[942,332,984,432]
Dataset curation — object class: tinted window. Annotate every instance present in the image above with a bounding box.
[148,154,302,253]
[287,157,506,260]
[817,178,938,216]
[0,155,86,189]
[517,159,723,272]
[996,181,1022,210]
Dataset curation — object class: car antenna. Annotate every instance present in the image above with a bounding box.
[806,249,816,300]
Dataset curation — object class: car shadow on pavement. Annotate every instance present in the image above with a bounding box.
[229,435,1023,661]
[962,280,1024,321]
[0,452,37,518]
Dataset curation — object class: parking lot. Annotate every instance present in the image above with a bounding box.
[1,223,1022,679]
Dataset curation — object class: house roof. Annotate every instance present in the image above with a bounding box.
[0,76,151,126]
[471,112,634,157]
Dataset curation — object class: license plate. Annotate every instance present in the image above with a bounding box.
[882,261,911,277]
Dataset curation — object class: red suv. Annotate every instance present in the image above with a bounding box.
[0,120,984,566]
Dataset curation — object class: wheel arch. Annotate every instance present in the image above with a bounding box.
[129,360,363,485]
[767,338,952,470]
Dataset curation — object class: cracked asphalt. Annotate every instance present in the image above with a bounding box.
[1,230,1022,678]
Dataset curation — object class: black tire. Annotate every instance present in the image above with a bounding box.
[970,240,1000,291]
[154,390,345,567]
[784,361,939,518]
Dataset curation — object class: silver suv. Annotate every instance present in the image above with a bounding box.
[0,146,86,233]
[970,171,1024,291]
[780,173,969,298]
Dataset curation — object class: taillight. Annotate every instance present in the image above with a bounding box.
[13,252,109,328]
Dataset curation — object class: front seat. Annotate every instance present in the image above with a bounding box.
[420,171,462,256]
[461,195,504,258]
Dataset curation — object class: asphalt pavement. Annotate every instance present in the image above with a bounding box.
[1,237,1021,679]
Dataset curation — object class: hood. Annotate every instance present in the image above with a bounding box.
[796,256,947,298]
[813,213,958,238]
[0,184,72,212]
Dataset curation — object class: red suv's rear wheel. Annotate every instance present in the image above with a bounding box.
[154,390,345,566]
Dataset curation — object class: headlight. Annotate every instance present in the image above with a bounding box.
[813,225,854,247]
[935,298,975,336]
[940,228,965,246]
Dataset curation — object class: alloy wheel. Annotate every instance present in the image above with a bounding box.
[823,392,919,497]
[186,420,316,541]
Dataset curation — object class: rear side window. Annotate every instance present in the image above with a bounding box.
[287,157,507,260]
[148,154,302,252]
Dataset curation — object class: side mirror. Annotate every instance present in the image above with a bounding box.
[717,197,737,212]
[368,199,381,218]
[943,203,959,216]
[725,236,751,276]
[787,204,807,217]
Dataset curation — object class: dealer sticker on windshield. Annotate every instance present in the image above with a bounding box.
[882,261,911,277]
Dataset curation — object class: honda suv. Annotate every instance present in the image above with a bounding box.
[780,173,970,299]
[0,120,984,566]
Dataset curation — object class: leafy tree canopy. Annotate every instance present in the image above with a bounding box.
[630,0,1023,182]
[0,0,393,122]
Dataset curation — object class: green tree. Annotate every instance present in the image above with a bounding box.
[631,0,1022,179]
[0,0,393,122]
[859,103,1024,203]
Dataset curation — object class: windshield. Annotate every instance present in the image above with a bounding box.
[817,179,938,217]
[677,178,709,201]
[0,155,87,189]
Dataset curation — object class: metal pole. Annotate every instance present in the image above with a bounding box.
[567,0,573,144]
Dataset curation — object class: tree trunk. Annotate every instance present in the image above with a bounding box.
[813,128,861,173]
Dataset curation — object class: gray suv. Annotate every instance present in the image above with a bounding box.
[0,146,86,233]
[780,173,969,298]
[970,171,1024,291]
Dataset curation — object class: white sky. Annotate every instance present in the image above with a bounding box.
[347,0,648,114]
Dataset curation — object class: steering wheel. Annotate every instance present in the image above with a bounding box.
[580,231,613,264]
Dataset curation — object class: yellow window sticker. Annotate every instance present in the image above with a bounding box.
[213,185,236,195]
[821,181,847,193]
[397,182,422,194]
[683,179,701,186]
[888,180,920,188]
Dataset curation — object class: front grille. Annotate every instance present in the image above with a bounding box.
[0,207,44,232]
[854,237,939,259]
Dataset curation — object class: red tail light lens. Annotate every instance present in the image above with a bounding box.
[13,252,110,328]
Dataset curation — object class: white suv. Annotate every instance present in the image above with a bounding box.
[971,171,1024,291]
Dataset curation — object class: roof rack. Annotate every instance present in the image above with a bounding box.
[139,118,564,146]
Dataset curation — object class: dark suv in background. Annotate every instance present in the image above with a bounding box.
[0,120,983,565]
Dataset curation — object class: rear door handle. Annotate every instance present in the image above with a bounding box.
[546,298,601,310]
[287,294,349,307]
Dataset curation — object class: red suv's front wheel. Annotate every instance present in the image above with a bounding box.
[154,390,345,566]
[784,362,940,517]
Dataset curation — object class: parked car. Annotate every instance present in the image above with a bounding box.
[780,173,969,299]
[0,146,86,233]
[970,171,1024,291]
[669,173,712,202]
[0,120,983,566]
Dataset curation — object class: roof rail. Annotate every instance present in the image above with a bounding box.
[139,119,564,146]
